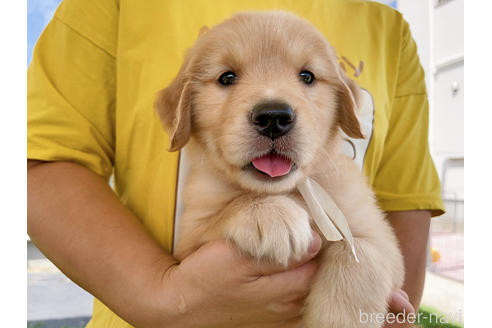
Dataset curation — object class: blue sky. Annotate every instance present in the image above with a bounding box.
[27,0,62,65]
[372,0,398,8]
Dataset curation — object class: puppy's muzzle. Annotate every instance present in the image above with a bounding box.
[251,101,295,139]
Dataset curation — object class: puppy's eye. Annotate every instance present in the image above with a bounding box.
[299,70,315,85]
[218,71,237,86]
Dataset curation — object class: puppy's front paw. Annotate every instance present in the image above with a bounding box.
[225,196,312,266]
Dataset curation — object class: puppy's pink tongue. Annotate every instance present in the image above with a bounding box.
[251,154,292,177]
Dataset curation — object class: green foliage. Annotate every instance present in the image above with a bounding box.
[418,306,464,328]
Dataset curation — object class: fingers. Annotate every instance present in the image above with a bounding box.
[247,231,322,277]
[178,239,315,326]
[388,290,415,315]
[264,259,319,295]
[199,232,322,278]
[395,289,410,301]
[192,236,320,319]
[287,231,322,269]
[249,258,319,316]
[238,232,321,308]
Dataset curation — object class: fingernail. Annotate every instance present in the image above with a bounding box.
[309,232,322,254]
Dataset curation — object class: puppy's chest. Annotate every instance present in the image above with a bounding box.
[174,150,365,250]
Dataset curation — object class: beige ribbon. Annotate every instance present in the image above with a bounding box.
[297,177,359,263]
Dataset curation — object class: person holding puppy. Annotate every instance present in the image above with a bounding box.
[27,0,444,327]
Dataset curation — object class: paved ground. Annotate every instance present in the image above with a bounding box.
[27,317,91,328]
[28,242,93,328]
[421,272,464,324]
[27,271,93,321]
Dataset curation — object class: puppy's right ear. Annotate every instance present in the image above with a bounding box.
[155,62,193,152]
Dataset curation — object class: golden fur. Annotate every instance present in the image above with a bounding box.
[155,11,404,327]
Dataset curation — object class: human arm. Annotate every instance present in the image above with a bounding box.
[27,160,321,328]
[381,210,431,328]
[27,159,176,327]
[387,210,431,311]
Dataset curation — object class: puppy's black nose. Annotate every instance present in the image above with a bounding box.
[251,102,295,139]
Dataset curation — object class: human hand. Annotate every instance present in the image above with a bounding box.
[157,233,322,328]
[383,289,416,328]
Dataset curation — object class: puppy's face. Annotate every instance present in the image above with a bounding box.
[156,12,363,193]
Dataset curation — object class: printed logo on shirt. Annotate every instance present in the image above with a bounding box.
[337,56,375,170]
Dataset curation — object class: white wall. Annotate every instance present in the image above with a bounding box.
[433,0,464,63]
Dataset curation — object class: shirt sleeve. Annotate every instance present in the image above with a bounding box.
[372,18,445,216]
[27,0,118,179]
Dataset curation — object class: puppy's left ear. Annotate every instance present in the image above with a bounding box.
[335,67,365,139]
[155,60,193,152]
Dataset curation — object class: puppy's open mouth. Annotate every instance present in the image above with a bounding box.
[246,152,297,179]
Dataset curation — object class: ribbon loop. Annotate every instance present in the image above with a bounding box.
[297,177,359,263]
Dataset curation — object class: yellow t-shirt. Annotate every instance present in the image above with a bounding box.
[27,0,445,326]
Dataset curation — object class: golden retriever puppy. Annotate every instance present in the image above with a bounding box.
[155,11,404,328]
